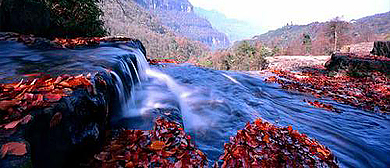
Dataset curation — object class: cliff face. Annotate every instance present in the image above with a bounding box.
[133,0,230,49]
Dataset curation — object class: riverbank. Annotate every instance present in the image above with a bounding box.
[256,54,390,114]
[265,55,331,71]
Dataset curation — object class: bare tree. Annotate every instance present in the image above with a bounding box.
[325,17,350,53]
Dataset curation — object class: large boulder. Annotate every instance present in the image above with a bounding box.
[325,53,390,74]
[371,41,390,58]
[0,72,116,168]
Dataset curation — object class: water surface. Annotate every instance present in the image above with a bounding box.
[1,41,389,167]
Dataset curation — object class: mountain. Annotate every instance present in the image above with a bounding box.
[194,7,262,43]
[133,0,230,49]
[99,0,208,60]
[250,11,390,55]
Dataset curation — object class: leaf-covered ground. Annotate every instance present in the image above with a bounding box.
[85,118,208,168]
[264,66,390,113]
[85,118,338,168]
[0,74,94,127]
[215,118,338,168]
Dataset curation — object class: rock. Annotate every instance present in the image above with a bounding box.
[25,72,115,168]
[371,41,390,58]
[325,53,390,74]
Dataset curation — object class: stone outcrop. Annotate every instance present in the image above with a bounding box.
[0,72,115,168]
[371,41,390,58]
[325,53,390,74]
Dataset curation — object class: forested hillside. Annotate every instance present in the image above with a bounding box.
[251,11,390,55]
[99,0,208,60]
[133,0,230,49]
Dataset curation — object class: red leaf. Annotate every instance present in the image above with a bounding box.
[1,142,27,158]
[0,100,20,111]
[2,115,32,129]
[150,141,165,151]
[3,120,20,129]
[44,93,63,102]
[50,112,62,128]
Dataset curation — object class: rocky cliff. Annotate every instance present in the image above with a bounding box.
[133,0,230,49]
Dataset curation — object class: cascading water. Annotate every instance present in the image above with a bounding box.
[1,40,389,167]
[115,45,207,131]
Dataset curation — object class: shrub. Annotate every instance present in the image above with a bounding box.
[47,0,106,38]
[205,41,270,71]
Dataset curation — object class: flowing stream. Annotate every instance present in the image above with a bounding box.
[1,41,389,167]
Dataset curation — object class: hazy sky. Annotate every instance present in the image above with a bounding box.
[189,0,390,33]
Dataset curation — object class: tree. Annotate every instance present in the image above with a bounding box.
[325,17,350,53]
[46,0,107,38]
[302,33,312,55]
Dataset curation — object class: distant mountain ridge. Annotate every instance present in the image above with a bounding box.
[250,11,390,55]
[133,0,230,49]
[134,0,193,12]
[194,7,262,42]
[100,0,208,60]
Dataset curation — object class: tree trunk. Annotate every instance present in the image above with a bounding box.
[334,30,338,52]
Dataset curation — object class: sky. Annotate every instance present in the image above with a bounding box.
[189,0,390,33]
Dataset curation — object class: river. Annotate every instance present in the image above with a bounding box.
[1,40,389,167]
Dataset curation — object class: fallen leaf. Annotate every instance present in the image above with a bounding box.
[44,93,63,102]
[59,81,71,88]
[3,120,20,129]
[125,161,135,168]
[150,141,165,151]
[0,100,19,111]
[263,134,270,143]
[1,142,27,158]
[50,112,62,128]
[20,115,32,124]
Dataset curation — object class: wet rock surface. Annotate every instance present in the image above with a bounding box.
[0,72,115,168]
[0,36,146,168]
[325,53,390,74]
[371,41,390,58]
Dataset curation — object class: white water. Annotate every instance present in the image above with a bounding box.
[116,47,207,131]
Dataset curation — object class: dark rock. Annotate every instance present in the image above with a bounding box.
[0,38,146,168]
[0,0,50,36]
[325,53,390,74]
[25,73,114,168]
[371,41,390,58]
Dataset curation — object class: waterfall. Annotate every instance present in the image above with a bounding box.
[108,43,206,130]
